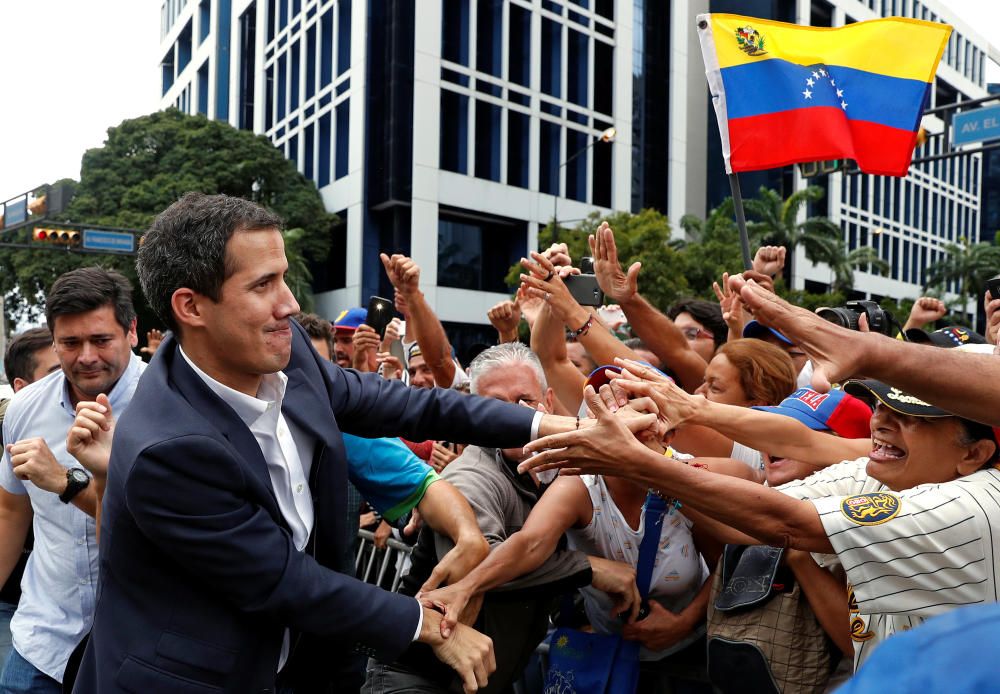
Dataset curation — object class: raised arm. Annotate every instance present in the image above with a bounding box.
[381,253,459,388]
[589,223,709,392]
[530,302,586,414]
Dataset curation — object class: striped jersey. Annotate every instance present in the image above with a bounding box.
[777,458,1000,670]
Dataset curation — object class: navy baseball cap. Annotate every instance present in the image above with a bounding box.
[742,319,794,345]
[905,325,987,348]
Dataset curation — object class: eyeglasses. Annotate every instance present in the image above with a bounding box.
[681,327,714,341]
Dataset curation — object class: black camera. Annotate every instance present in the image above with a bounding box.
[817,300,894,336]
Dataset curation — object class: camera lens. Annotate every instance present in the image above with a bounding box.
[817,306,860,330]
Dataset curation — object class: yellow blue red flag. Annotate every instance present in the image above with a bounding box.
[696,14,951,177]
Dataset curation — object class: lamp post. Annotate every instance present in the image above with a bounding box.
[552,126,616,240]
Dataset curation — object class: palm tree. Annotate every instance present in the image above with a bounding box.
[743,186,844,272]
[829,245,890,292]
[925,237,1000,312]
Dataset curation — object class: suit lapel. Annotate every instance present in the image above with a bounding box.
[282,367,340,447]
[166,341,279,508]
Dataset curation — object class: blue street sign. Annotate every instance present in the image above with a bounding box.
[82,229,135,253]
[4,199,26,226]
[952,105,1000,146]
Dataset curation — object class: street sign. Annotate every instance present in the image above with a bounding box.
[952,105,1000,146]
[82,229,135,253]
[4,199,26,226]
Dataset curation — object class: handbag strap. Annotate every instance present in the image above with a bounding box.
[635,492,668,599]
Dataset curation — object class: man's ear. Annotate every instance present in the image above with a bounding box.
[171,288,208,331]
[543,387,556,414]
[126,318,139,348]
[11,377,28,393]
[957,439,997,477]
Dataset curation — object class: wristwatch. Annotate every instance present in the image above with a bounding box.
[59,468,91,504]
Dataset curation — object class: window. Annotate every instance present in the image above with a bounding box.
[593,135,611,207]
[306,24,317,100]
[438,215,527,292]
[277,53,287,120]
[288,134,298,168]
[338,0,351,75]
[265,64,274,129]
[335,99,349,179]
[279,0,288,29]
[508,5,531,87]
[565,128,588,201]
[476,0,502,77]
[474,101,501,182]
[197,60,209,115]
[507,110,529,188]
[567,29,588,107]
[595,0,613,19]
[177,21,193,73]
[238,3,257,130]
[303,123,315,181]
[199,0,211,43]
[161,48,175,95]
[541,18,562,97]
[318,111,331,186]
[594,40,613,115]
[442,0,469,65]
[290,40,301,112]
[320,9,333,87]
[440,90,469,174]
[540,120,560,195]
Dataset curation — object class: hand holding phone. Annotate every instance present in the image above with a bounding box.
[366,295,395,339]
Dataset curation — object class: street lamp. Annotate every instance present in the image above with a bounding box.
[552,126,616,237]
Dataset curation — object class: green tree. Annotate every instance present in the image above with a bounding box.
[924,237,1000,310]
[743,185,843,273]
[0,109,335,325]
[677,199,746,298]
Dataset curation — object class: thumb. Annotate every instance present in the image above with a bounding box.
[626,262,641,289]
[810,364,833,394]
[97,393,114,426]
[403,515,419,537]
[624,413,658,434]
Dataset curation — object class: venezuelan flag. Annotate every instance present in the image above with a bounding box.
[697,14,951,177]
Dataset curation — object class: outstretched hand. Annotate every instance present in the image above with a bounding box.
[518,386,658,479]
[589,222,640,304]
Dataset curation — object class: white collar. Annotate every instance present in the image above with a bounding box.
[178,345,288,428]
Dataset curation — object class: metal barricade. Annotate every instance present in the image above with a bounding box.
[355,528,413,592]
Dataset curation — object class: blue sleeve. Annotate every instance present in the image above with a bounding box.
[342,434,438,522]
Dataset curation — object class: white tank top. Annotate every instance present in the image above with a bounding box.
[566,474,709,660]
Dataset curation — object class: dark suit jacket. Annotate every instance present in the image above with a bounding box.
[72,322,534,693]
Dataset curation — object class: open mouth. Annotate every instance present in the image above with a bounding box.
[870,437,907,462]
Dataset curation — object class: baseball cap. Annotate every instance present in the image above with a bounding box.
[333,307,367,332]
[752,388,872,439]
[584,363,671,391]
[905,325,987,347]
[843,379,951,418]
[742,320,794,345]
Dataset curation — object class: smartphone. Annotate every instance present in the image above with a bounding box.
[578,256,595,274]
[563,274,604,307]
[987,277,1000,301]
[366,295,394,339]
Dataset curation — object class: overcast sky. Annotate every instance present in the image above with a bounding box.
[0,1,997,204]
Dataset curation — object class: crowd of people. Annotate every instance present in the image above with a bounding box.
[0,191,998,693]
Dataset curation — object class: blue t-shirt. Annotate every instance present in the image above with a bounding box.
[343,434,437,522]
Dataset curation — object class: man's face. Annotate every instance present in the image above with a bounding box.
[867,404,981,491]
[333,330,354,367]
[408,354,436,389]
[474,363,552,462]
[566,341,596,376]
[674,311,716,363]
[52,306,137,403]
[12,344,61,392]
[311,337,332,362]
[196,228,300,387]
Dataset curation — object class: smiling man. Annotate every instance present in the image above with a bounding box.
[521,367,1000,672]
[0,268,144,693]
[72,193,585,694]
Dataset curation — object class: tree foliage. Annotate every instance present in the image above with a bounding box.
[925,237,1000,306]
[1,109,334,327]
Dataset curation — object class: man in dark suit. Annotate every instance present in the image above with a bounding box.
[72,193,578,694]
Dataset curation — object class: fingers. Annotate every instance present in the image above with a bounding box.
[602,224,620,265]
[597,383,619,412]
[712,281,724,303]
[582,385,614,420]
[613,358,670,384]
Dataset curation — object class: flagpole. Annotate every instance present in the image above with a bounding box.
[728,173,753,271]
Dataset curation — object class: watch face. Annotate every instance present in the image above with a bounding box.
[69,468,89,484]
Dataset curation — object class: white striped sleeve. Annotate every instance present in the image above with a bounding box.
[775,458,872,501]
[810,483,994,619]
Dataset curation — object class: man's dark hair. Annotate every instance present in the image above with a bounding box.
[295,312,333,358]
[137,192,284,333]
[4,327,53,384]
[46,267,136,335]
[667,298,728,349]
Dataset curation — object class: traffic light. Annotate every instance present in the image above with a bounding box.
[33,228,81,246]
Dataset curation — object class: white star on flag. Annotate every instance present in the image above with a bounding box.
[830,78,837,86]
[803,89,813,99]
[812,70,819,79]
[819,68,828,77]
[806,77,815,87]
[837,89,844,97]
[841,100,848,109]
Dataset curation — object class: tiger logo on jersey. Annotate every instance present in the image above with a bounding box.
[841,492,900,526]
[847,584,874,642]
